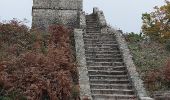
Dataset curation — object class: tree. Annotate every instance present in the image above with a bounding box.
[142,0,170,42]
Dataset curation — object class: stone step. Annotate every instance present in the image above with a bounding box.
[90,79,130,84]
[86,19,97,21]
[91,89,134,95]
[86,17,98,23]
[84,44,118,46]
[86,31,101,33]
[84,33,114,36]
[84,33,115,36]
[86,57,122,60]
[86,27,100,29]
[86,15,96,18]
[85,50,121,54]
[85,50,120,53]
[83,33,101,35]
[89,75,128,80]
[88,66,126,71]
[85,45,118,47]
[83,39,115,42]
[86,20,97,22]
[85,47,119,51]
[88,70,127,75]
[86,22,98,24]
[87,62,124,66]
[86,18,97,21]
[86,24,98,27]
[86,27,101,30]
[84,38,116,41]
[86,58,123,62]
[86,21,97,23]
[85,51,120,55]
[83,37,115,40]
[86,54,122,59]
[84,41,117,44]
[92,94,137,100]
[90,84,132,90]
[86,24,99,28]
[86,29,101,32]
[84,44,119,49]
[83,39,116,42]
[85,52,121,55]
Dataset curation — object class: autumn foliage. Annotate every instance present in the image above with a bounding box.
[145,59,170,92]
[164,60,170,82]
[142,0,170,42]
[0,20,79,100]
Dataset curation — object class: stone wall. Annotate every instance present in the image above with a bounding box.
[33,0,82,10]
[32,0,83,30]
[32,9,78,29]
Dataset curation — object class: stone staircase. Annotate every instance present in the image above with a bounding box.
[83,14,137,100]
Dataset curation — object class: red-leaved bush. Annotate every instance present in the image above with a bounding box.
[163,59,170,82]
[145,59,170,92]
[0,20,78,100]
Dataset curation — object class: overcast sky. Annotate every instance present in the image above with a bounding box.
[0,0,166,33]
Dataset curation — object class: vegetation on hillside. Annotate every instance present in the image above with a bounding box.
[0,20,79,100]
[142,0,170,43]
[124,1,170,96]
[125,31,170,96]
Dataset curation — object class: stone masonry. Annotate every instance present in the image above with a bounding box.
[32,0,153,100]
[32,0,83,30]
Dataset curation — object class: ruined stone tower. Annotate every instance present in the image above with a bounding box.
[32,0,83,29]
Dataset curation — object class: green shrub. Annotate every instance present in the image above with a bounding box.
[165,39,170,52]
[124,32,144,43]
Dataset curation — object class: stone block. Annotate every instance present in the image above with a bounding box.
[154,91,170,100]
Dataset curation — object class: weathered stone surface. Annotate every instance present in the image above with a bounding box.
[78,11,86,29]
[112,28,153,100]
[154,91,170,100]
[32,0,83,30]
[74,29,92,100]
[33,0,82,10]
[93,7,107,28]
[32,9,78,29]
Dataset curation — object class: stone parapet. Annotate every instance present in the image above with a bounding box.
[93,7,107,28]
[110,28,153,100]
[74,29,92,100]
[78,11,86,29]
